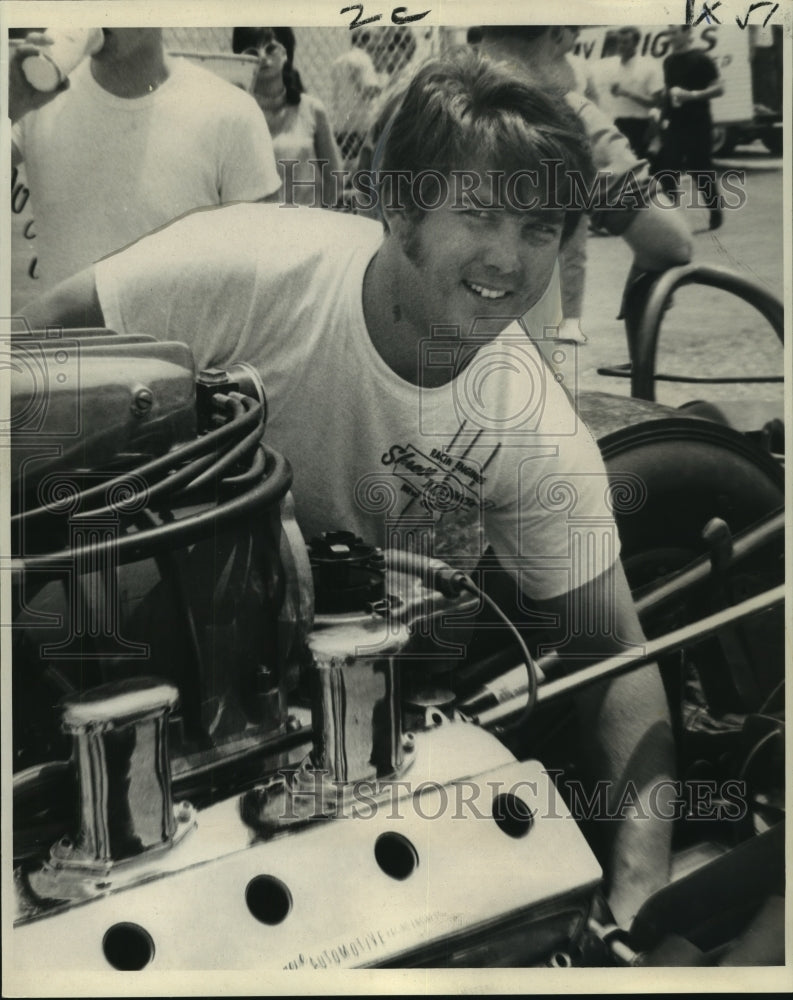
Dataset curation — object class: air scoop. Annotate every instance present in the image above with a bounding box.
[26,678,195,903]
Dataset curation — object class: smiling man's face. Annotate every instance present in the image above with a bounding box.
[390,171,564,341]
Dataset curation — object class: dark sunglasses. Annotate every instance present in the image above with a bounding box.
[243,41,283,57]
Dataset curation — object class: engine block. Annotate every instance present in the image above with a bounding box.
[13,723,601,971]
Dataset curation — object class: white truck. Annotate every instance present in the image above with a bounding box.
[575,23,783,155]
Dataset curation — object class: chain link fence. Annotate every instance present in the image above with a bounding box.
[164,25,448,168]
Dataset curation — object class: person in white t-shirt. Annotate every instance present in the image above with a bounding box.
[9,28,280,294]
[21,48,675,932]
[593,27,663,159]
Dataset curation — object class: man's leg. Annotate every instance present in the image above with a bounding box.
[558,214,589,344]
[688,126,722,229]
[653,124,685,206]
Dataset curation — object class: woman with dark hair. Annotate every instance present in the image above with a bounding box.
[233,27,342,207]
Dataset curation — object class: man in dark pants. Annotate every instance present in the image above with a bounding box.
[655,25,725,230]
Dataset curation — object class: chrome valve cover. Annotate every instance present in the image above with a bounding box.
[13,722,601,971]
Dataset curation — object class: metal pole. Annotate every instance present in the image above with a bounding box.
[475,584,785,728]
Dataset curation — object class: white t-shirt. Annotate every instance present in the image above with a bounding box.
[13,56,280,291]
[591,55,662,121]
[566,54,597,102]
[96,205,620,600]
[269,93,334,206]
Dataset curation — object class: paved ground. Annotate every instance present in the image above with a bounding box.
[573,141,785,412]
[10,141,784,416]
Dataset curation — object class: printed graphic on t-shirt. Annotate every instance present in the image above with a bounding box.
[377,421,502,562]
[380,422,500,521]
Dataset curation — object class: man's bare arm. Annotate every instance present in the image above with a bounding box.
[533,559,675,928]
[610,83,660,109]
[19,267,104,330]
[670,78,725,104]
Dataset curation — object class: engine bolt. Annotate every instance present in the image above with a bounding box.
[175,801,193,823]
[197,367,229,385]
[131,386,153,416]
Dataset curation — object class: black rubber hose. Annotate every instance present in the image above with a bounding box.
[12,446,292,572]
[14,394,263,524]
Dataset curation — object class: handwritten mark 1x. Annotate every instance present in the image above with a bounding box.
[695,1,722,25]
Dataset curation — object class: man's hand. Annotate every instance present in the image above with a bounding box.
[9,33,69,123]
[668,85,691,107]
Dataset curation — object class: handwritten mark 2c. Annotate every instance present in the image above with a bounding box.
[341,4,431,29]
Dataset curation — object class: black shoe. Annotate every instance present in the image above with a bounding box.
[709,208,723,231]
[596,362,632,377]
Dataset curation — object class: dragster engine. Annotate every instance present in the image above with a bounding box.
[8,328,602,970]
[7,325,785,972]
